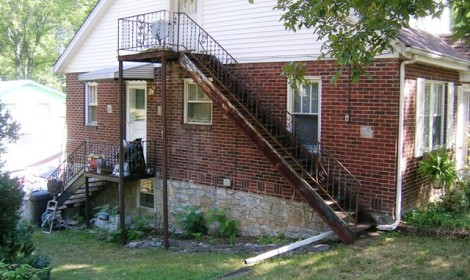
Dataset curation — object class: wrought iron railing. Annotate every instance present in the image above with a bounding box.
[118,10,236,65]
[118,10,361,225]
[87,140,157,175]
[46,140,157,198]
[47,141,87,198]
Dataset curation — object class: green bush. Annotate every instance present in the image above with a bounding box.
[0,260,50,280]
[0,174,24,262]
[177,206,208,238]
[0,174,51,279]
[403,204,470,231]
[206,208,240,242]
[419,148,458,191]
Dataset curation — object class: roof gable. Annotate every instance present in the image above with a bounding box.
[0,80,65,99]
[54,0,113,74]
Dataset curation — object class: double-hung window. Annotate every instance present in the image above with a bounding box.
[183,79,212,125]
[415,79,447,157]
[85,82,98,125]
[288,78,321,149]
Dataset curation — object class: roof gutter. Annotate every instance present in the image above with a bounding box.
[404,47,470,71]
[377,54,417,231]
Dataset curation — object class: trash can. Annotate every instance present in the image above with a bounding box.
[29,190,52,227]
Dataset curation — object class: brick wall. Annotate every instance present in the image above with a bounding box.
[401,64,460,212]
[65,57,420,222]
[65,73,121,152]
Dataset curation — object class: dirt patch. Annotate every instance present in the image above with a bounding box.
[126,235,333,255]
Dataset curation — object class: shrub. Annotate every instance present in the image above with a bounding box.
[419,148,458,191]
[0,174,51,279]
[206,208,240,242]
[403,204,470,231]
[0,260,50,280]
[0,174,24,262]
[177,206,208,238]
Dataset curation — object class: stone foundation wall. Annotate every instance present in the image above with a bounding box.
[155,179,329,238]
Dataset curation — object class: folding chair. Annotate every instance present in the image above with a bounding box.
[41,200,62,234]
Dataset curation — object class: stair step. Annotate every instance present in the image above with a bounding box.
[324,200,336,206]
[74,186,103,194]
[335,211,355,220]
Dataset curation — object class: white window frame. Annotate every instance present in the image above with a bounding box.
[85,82,98,126]
[137,179,156,210]
[415,78,446,157]
[446,82,455,149]
[170,0,202,23]
[183,78,212,125]
[286,76,322,142]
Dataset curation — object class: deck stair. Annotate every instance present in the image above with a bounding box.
[46,142,106,209]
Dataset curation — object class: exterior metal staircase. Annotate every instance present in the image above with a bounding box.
[180,54,371,244]
[46,142,105,209]
[118,10,375,244]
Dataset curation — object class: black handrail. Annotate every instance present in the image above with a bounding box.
[46,141,87,198]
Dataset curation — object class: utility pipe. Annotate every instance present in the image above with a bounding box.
[377,55,417,231]
[244,231,335,265]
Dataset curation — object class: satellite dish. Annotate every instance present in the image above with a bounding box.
[150,20,172,45]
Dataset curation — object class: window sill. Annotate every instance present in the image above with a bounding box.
[182,123,212,131]
[85,124,98,130]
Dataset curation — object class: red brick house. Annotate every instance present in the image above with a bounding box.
[52,0,470,243]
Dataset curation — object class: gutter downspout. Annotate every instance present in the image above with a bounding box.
[377,55,417,231]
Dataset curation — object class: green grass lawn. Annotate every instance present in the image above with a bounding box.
[34,230,470,280]
[33,230,246,280]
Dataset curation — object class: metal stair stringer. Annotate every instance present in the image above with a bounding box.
[55,170,85,206]
[179,53,355,244]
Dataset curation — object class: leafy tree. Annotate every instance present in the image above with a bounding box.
[452,0,470,43]
[249,0,469,83]
[0,103,20,163]
[0,0,98,88]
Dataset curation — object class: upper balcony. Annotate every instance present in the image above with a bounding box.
[117,10,236,64]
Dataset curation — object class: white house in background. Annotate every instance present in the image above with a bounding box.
[0,80,66,175]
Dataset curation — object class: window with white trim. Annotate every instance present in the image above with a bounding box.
[446,82,455,149]
[415,79,446,157]
[177,0,197,14]
[85,82,98,125]
[184,79,212,125]
[138,179,155,209]
[288,78,321,149]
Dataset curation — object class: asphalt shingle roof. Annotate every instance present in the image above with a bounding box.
[398,28,470,62]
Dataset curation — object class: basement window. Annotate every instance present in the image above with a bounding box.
[138,179,155,210]
[183,79,212,125]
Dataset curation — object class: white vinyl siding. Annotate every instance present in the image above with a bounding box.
[415,79,445,157]
[85,82,98,126]
[64,0,167,73]
[203,0,324,63]
[59,0,342,73]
